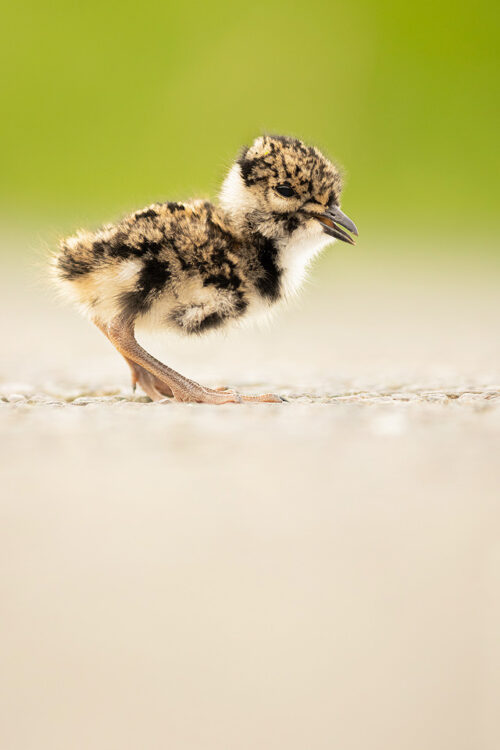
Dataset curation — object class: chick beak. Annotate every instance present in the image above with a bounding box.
[314,206,359,245]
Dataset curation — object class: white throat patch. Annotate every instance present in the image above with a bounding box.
[277,221,332,299]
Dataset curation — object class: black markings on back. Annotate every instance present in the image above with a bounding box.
[119,257,171,318]
[134,207,158,220]
[139,256,171,295]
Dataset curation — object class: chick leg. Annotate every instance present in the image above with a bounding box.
[102,314,281,404]
[106,315,241,404]
[93,319,173,400]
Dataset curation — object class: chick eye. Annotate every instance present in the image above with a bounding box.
[275,184,295,198]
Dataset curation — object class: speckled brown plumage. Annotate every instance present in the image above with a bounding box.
[52,135,358,403]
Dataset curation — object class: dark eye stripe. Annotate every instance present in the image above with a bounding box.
[275,184,295,198]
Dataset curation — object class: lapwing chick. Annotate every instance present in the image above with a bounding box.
[53,135,358,404]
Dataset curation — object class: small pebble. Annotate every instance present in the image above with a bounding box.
[424,394,448,403]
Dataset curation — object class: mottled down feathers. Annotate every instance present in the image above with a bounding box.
[53,135,347,335]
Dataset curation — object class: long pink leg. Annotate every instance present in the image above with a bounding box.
[97,314,281,404]
[94,318,173,400]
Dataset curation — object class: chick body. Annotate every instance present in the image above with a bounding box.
[56,199,256,334]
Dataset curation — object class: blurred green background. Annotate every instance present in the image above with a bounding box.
[0,0,498,255]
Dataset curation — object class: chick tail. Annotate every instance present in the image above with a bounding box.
[51,230,95,283]
[50,229,103,317]
[51,229,142,323]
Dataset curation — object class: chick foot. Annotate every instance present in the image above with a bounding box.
[100,315,241,405]
[171,385,282,404]
[97,315,283,405]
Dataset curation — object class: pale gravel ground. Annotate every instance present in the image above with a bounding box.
[1,250,500,750]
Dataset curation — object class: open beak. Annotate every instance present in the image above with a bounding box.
[313,206,359,245]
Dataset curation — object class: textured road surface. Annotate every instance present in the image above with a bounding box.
[1,253,499,750]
